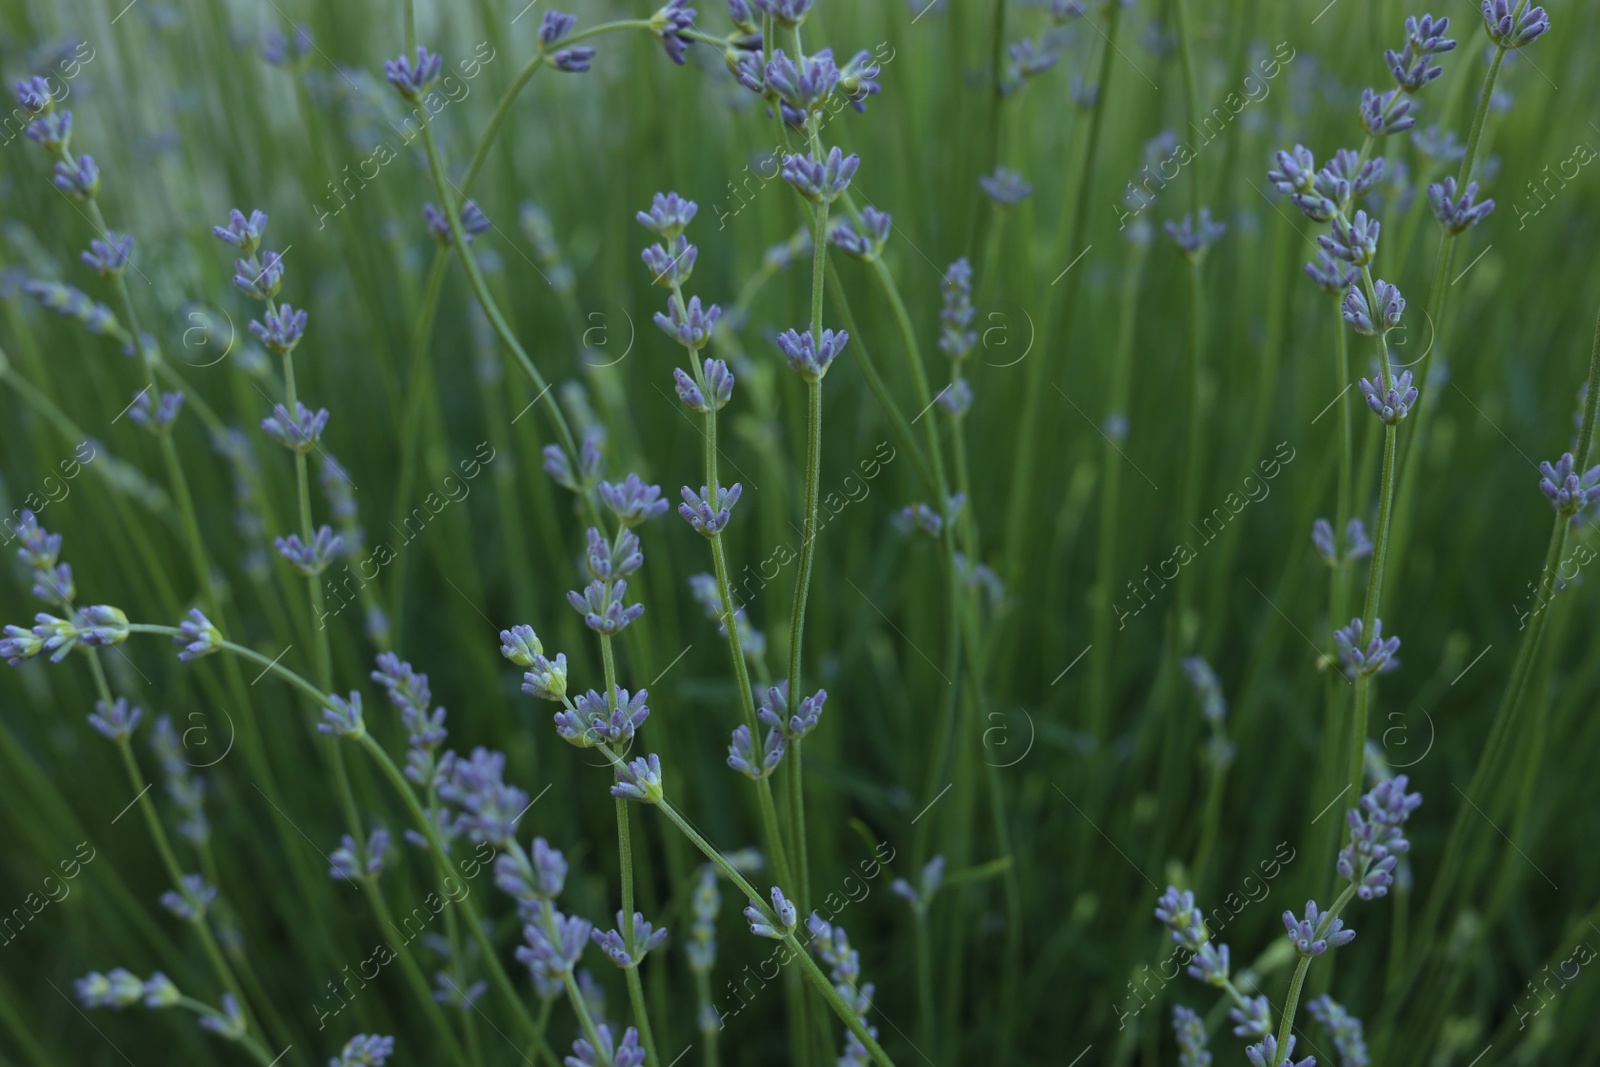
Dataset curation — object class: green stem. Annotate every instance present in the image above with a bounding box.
[1271,884,1360,1061]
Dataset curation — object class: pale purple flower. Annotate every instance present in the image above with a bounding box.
[840,49,882,111]
[1245,1034,1313,1067]
[1282,899,1355,956]
[496,836,567,900]
[88,697,143,742]
[600,474,671,525]
[764,48,840,113]
[1481,0,1550,48]
[1333,617,1400,679]
[160,872,217,921]
[776,327,848,380]
[274,525,344,576]
[1321,209,1380,265]
[1307,996,1370,1067]
[1538,453,1600,515]
[744,886,797,938]
[174,608,223,661]
[82,233,134,277]
[979,165,1033,205]
[728,723,785,779]
[641,235,698,287]
[1358,368,1418,424]
[75,968,146,1009]
[213,209,269,254]
[384,46,444,100]
[781,146,859,204]
[831,207,891,260]
[249,303,308,354]
[672,358,735,413]
[52,154,99,199]
[331,1034,396,1067]
[566,1024,646,1067]
[679,484,743,535]
[566,578,644,634]
[1385,14,1456,92]
[1165,208,1226,257]
[25,109,72,150]
[438,747,530,845]
[317,691,365,739]
[651,0,696,65]
[611,754,663,803]
[422,200,491,245]
[1427,177,1494,233]
[260,401,328,452]
[637,192,698,238]
[592,912,669,966]
[1343,279,1405,335]
[1360,87,1415,137]
[654,294,721,350]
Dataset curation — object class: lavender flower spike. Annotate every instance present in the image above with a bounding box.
[781,146,859,204]
[728,723,785,779]
[541,9,595,70]
[650,0,696,65]
[174,608,224,661]
[331,1035,396,1067]
[261,401,329,453]
[53,154,99,200]
[274,525,344,576]
[250,303,309,354]
[601,474,671,525]
[317,691,366,739]
[679,483,743,536]
[1538,453,1600,516]
[566,578,645,634]
[82,233,134,278]
[384,46,444,100]
[1172,1005,1210,1067]
[654,294,721,350]
[673,358,735,413]
[612,754,664,803]
[1385,14,1456,92]
[744,886,798,939]
[1358,368,1418,424]
[979,165,1033,205]
[1333,617,1400,679]
[641,235,698,287]
[1481,0,1550,49]
[1282,899,1355,957]
[592,911,670,966]
[1307,996,1371,1067]
[1245,1034,1314,1067]
[1165,208,1226,258]
[1343,279,1405,336]
[1360,87,1416,137]
[776,327,849,380]
[213,209,269,253]
[88,697,143,742]
[637,191,698,238]
[1321,210,1380,265]
[423,200,491,246]
[1428,177,1495,234]
[127,389,185,434]
[830,207,892,260]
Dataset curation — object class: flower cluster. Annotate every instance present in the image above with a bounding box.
[591,910,669,968]
[21,279,121,339]
[1343,280,1405,337]
[1333,616,1401,679]
[553,687,651,749]
[160,872,219,922]
[641,192,726,358]
[88,696,143,743]
[1164,208,1226,259]
[1480,0,1551,49]
[755,680,828,740]
[1172,1005,1211,1067]
[1357,368,1418,424]
[437,747,531,847]
[939,258,978,362]
[3,604,131,666]
[150,715,210,844]
[12,510,71,607]
[566,1024,646,1067]
[1538,453,1600,517]
[1307,995,1371,1067]
[329,828,391,883]
[979,165,1033,206]
[728,723,785,780]
[1311,517,1373,567]
[76,967,182,1011]
[213,209,308,356]
[890,854,945,913]
[500,625,570,704]
[744,886,797,939]
[1281,899,1356,957]
[540,11,597,73]
[806,914,879,1066]
[1338,775,1422,899]
[679,483,744,537]
[275,525,345,577]
[330,1034,396,1067]
[1154,887,1231,985]
[776,327,850,381]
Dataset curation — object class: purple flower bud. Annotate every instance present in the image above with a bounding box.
[1320,209,1380,265]
[1333,616,1401,679]
[565,1024,646,1067]
[781,146,859,204]
[552,45,597,72]
[260,400,328,452]
[516,908,592,982]
[25,109,72,150]
[775,327,849,380]
[1165,208,1227,257]
[1282,899,1354,957]
[654,294,722,350]
[636,191,698,238]
[600,474,671,525]
[641,235,698,287]
[753,0,813,27]
[422,200,491,245]
[1385,14,1456,91]
[1427,176,1494,234]
[765,48,841,113]
[1305,250,1359,296]
[728,723,785,779]
[1342,278,1404,335]
[1481,0,1550,48]
[1538,453,1600,516]
[317,691,365,739]
[384,46,444,101]
[566,579,645,634]
[612,753,664,803]
[1267,145,1317,195]
[744,885,797,937]
[1358,368,1418,423]
[540,10,578,45]
[839,49,882,111]
[14,76,58,115]
[830,206,892,260]
[1245,1033,1314,1067]
[592,911,670,967]
[1230,995,1272,1039]
[330,1035,395,1067]
[52,153,99,199]
[213,209,269,253]
[1306,996,1370,1067]
[249,302,309,354]
[174,608,223,661]
[79,233,134,280]
[650,0,696,65]
[979,165,1033,205]
[88,697,143,742]
[1360,87,1415,137]
[678,483,743,535]
[274,525,344,576]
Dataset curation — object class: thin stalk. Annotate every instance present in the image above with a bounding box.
[1271,884,1360,1060]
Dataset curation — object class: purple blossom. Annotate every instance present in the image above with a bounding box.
[641,235,698,287]
[52,154,99,199]
[672,358,735,413]
[753,0,813,27]
[329,829,390,881]
[13,510,62,571]
[496,836,567,900]
[551,44,597,72]
[14,76,58,115]
[384,46,444,100]
[1481,0,1550,48]
[1305,250,1359,295]
[1384,14,1456,91]
[174,608,223,661]
[213,209,269,253]
[636,192,698,238]
[831,207,892,259]
[438,747,531,845]
[839,49,882,111]
[88,697,143,742]
[600,474,671,525]
[331,1035,396,1067]
[1282,899,1355,956]
[566,1024,646,1067]
[159,872,217,921]
[727,723,785,779]
[654,294,722,350]
[199,994,246,1039]
[566,578,645,634]
[274,525,344,576]
[612,753,664,803]
[24,109,71,150]
[232,251,284,300]
[1359,87,1415,137]
[781,146,859,204]
[260,401,328,452]
[678,483,743,535]
[422,200,491,245]
[755,680,828,738]
[540,11,578,46]
[1538,453,1600,515]
[744,886,797,938]
[1165,208,1226,257]
[1320,209,1380,265]
[1427,177,1494,234]
[317,691,365,739]
[1245,1034,1314,1067]
[939,258,977,359]
[765,49,841,114]
[1333,617,1401,679]
[516,907,593,979]
[82,232,134,277]
[249,303,309,354]
[559,687,651,746]
[592,911,669,967]
[1358,368,1418,424]
[650,0,696,65]
[1343,278,1405,335]
[75,968,145,1009]
[775,327,849,380]
[979,165,1033,205]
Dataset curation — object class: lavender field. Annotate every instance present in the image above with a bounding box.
[0,1,1597,1065]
